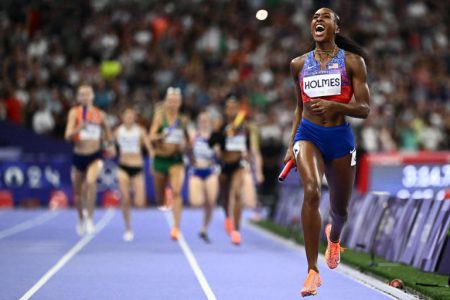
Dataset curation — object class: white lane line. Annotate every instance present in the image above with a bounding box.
[244,221,419,300]
[163,212,217,300]
[19,209,116,300]
[0,211,59,240]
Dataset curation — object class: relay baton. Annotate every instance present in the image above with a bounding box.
[165,119,180,135]
[278,159,295,182]
[233,110,246,128]
[82,105,87,121]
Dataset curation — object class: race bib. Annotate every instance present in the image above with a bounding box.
[225,134,246,152]
[303,73,341,98]
[194,141,214,160]
[164,128,184,144]
[118,138,140,154]
[79,123,101,140]
[117,126,141,154]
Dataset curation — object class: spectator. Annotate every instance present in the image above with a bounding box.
[4,87,23,125]
[379,125,397,152]
[94,79,115,110]
[0,0,447,152]
[360,117,379,153]
[24,90,39,129]
[0,100,6,121]
[418,117,445,151]
[32,100,55,135]
[398,121,419,152]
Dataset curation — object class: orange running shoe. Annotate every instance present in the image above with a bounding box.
[224,218,234,235]
[300,269,322,297]
[231,230,241,245]
[171,227,180,241]
[324,224,344,269]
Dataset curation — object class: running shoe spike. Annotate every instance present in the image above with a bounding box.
[231,230,241,245]
[325,224,344,269]
[224,218,233,235]
[199,232,211,243]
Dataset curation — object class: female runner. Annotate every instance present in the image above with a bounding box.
[115,108,152,241]
[284,8,370,296]
[209,96,263,245]
[65,84,115,235]
[149,87,189,240]
[188,111,219,243]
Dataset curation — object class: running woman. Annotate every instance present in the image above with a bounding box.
[65,84,115,235]
[149,87,189,240]
[285,8,370,296]
[209,97,263,245]
[188,111,219,243]
[115,108,152,242]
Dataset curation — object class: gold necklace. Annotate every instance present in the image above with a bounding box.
[314,45,338,66]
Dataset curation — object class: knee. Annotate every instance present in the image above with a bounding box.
[171,189,181,199]
[303,182,321,208]
[85,180,96,189]
[73,190,82,197]
[232,188,241,200]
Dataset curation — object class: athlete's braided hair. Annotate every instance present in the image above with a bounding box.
[333,12,368,63]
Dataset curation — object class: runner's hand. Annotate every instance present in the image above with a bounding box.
[284,147,294,164]
[310,98,336,116]
[75,122,86,133]
[255,171,264,184]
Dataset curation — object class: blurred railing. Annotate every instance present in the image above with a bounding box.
[274,151,450,275]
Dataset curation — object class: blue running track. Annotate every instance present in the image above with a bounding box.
[0,209,395,300]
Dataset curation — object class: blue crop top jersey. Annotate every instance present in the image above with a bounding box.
[293,48,356,164]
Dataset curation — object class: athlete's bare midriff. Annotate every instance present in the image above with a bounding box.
[302,106,346,127]
[194,159,214,168]
[154,143,182,157]
[74,140,102,155]
[119,153,143,167]
[222,151,243,164]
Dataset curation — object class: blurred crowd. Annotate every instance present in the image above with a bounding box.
[0,0,448,152]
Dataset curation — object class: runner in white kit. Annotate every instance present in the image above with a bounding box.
[115,108,152,241]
